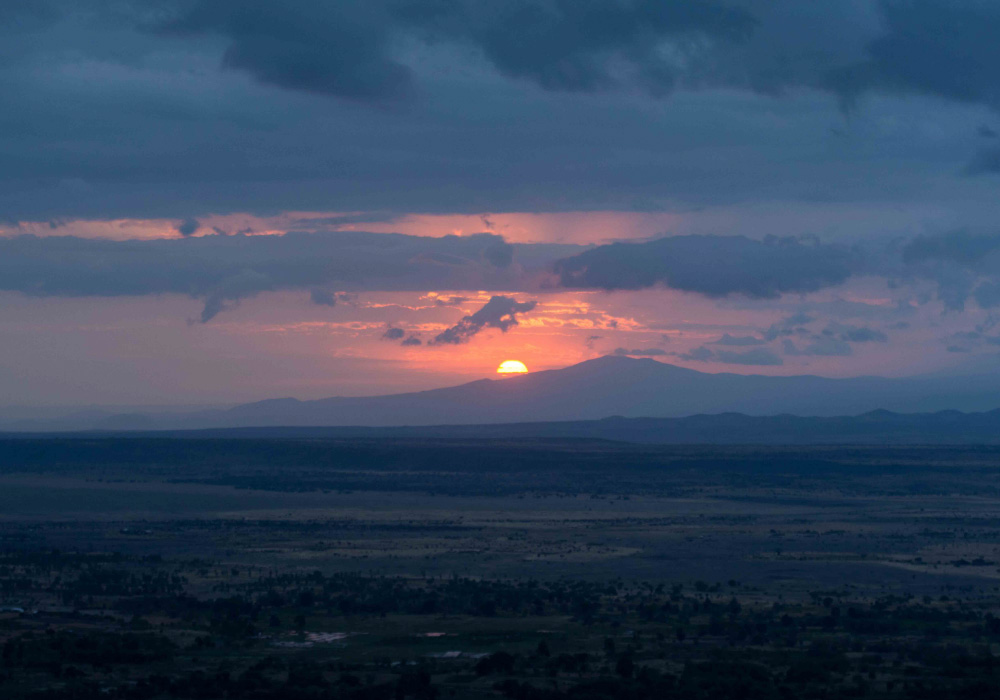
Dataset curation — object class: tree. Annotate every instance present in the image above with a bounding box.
[616,654,634,679]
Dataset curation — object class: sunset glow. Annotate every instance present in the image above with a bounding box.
[497,360,529,375]
[1,0,998,406]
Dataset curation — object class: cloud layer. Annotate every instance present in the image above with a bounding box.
[4,227,1000,329]
[1,1,998,223]
[153,0,1000,110]
[554,235,857,298]
[0,231,538,322]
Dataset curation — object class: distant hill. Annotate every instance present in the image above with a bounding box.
[8,356,1000,432]
[165,355,1000,429]
[44,408,1000,444]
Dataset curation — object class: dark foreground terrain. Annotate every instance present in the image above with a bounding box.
[4,438,1000,698]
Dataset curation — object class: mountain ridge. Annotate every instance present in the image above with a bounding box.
[11,406,1000,444]
[8,355,1000,432]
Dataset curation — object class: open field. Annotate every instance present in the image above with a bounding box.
[4,439,1000,698]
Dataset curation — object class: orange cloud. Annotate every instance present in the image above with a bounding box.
[2,210,681,245]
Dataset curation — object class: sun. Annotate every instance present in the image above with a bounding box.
[497,360,528,375]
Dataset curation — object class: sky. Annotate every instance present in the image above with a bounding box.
[3,0,1000,406]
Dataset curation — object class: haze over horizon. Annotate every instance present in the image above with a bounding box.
[4,2,1000,407]
[8,354,1000,434]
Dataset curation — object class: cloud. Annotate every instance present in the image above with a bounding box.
[176,218,200,236]
[901,231,1000,311]
[431,295,537,345]
[0,231,553,322]
[3,2,1000,226]
[482,239,514,268]
[310,290,356,307]
[142,1,1000,113]
[309,289,337,306]
[903,230,1000,266]
[157,2,413,102]
[762,312,816,342]
[396,0,756,96]
[554,235,856,298]
[679,346,715,362]
[825,0,1000,110]
[434,296,469,307]
[614,347,668,357]
[783,337,853,357]
[678,345,783,366]
[292,213,400,230]
[711,333,766,346]
[198,269,272,323]
[769,320,884,356]
[975,282,1000,309]
[821,322,887,343]
[965,148,1000,175]
[941,326,1000,353]
[379,325,429,347]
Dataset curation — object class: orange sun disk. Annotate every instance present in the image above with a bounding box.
[497,360,528,375]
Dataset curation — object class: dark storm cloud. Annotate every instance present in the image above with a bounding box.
[826,0,1000,110]
[309,289,337,306]
[157,2,413,102]
[678,345,783,366]
[3,2,1000,223]
[482,239,514,269]
[149,1,1000,110]
[0,231,546,322]
[176,218,200,236]
[614,347,667,357]
[554,235,857,298]
[431,295,537,345]
[147,0,765,100]
[394,0,755,95]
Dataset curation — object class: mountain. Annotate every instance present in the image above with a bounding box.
[94,355,1000,430]
[8,355,1000,432]
[66,408,1000,444]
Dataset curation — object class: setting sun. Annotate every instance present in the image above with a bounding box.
[497,360,528,375]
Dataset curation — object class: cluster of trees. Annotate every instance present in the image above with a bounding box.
[8,551,1000,699]
[2,631,175,672]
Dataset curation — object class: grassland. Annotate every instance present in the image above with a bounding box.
[3,439,1000,698]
